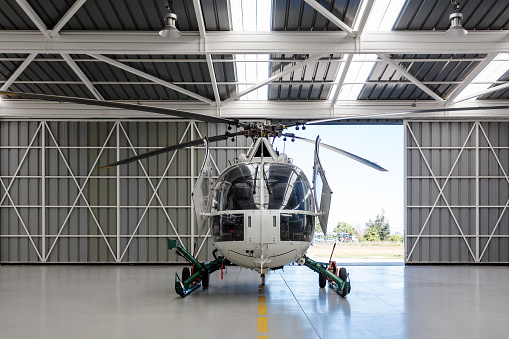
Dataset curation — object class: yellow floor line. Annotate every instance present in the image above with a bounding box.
[257,317,268,332]
[258,285,268,338]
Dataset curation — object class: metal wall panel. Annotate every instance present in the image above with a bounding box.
[0,120,253,263]
[405,120,509,263]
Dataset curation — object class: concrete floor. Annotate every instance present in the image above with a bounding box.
[1,264,508,339]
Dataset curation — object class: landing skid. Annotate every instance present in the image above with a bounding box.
[301,255,351,297]
[168,239,226,297]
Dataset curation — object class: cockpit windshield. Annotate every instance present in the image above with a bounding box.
[215,164,259,211]
[215,163,313,211]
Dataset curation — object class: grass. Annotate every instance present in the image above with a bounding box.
[307,242,404,260]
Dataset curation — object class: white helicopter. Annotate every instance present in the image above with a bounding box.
[0,90,390,297]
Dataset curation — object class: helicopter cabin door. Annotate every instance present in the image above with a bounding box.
[313,136,333,233]
[192,139,213,233]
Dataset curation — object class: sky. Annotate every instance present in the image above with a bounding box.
[272,124,404,235]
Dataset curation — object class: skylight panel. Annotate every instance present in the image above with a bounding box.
[456,53,509,101]
[364,0,406,32]
[231,0,271,101]
[332,0,406,102]
[336,54,378,101]
[236,54,270,101]
[231,0,271,32]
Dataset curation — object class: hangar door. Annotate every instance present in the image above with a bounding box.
[0,120,252,263]
[406,120,509,263]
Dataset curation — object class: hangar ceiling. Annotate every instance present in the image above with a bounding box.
[0,0,509,121]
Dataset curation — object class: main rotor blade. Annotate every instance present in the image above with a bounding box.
[101,132,244,169]
[0,90,240,125]
[304,104,509,125]
[289,135,388,172]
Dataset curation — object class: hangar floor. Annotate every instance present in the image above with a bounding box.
[1,264,508,339]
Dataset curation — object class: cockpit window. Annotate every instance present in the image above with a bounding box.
[215,164,259,211]
[265,164,313,211]
[214,163,313,211]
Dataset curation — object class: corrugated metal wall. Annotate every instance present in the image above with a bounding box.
[405,120,509,263]
[0,120,252,263]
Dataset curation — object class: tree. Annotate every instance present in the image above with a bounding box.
[362,209,391,241]
[362,226,380,242]
[333,221,356,236]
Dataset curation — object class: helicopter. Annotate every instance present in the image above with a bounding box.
[1,89,505,297]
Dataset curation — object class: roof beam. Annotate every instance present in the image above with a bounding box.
[61,53,103,100]
[330,54,353,106]
[378,54,446,105]
[353,0,375,35]
[50,0,88,37]
[193,0,207,39]
[192,0,220,106]
[302,0,356,38]
[206,54,221,107]
[15,0,50,38]
[222,54,324,104]
[2,31,509,55]
[89,54,213,104]
[446,53,497,104]
[0,53,37,91]
[2,100,508,120]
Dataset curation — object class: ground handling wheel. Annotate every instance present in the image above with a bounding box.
[182,267,190,282]
[338,267,350,297]
[339,267,347,281]
[319,273,326,288]
[202,271,210,289]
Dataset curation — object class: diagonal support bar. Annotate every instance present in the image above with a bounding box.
[15,0,50,38]
[446,53,497,104]
[61,53,104,100]
[50,0,88,37]
[303,0,356,37]
[0,53,37,91]
[331,54,353,106]
[454,81,509,104]
[378,54,446,105]
[223,54,324,104]
[89,54,213,104]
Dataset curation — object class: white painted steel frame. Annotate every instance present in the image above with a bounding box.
[0,119,251,263]
[405,120,509,263]
[3,0,508,117]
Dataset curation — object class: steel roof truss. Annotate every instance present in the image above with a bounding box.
[378,54,446,105]
[0,53,37,91]
[331,54,353,106]
[302,0,356,38]
[50,0,88,37]
[89,54,213,104]
[223,54,324,104]
[61,53,104,100]
[446,53,497,105]
[15,0,50,38]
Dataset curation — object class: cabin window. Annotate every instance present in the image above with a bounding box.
[215,164,259,211]
[265,164,313,211]
[280,214,314,242]
[212,214,244,242]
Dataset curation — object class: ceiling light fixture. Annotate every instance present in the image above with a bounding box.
[445,0,468,38]
[159,1,181,38]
